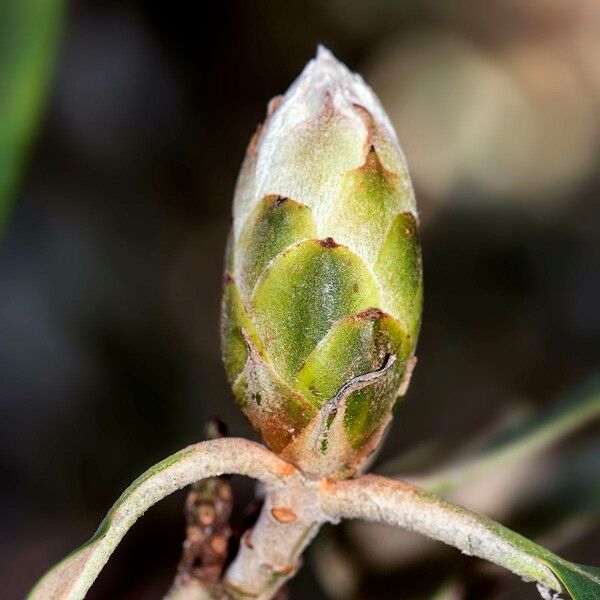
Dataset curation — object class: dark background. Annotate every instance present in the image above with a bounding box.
[1,1,599,598]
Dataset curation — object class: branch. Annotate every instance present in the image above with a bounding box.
[223,478,326,599]
[165,419,234,600]
[28,438,600,600]
[28,439,297,600]
[165,477,233,600]
[318,475,600,598]
[164,580,216,600]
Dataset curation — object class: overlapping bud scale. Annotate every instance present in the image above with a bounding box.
[221,48,422,479]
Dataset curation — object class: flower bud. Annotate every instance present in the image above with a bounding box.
[221,47,422,479]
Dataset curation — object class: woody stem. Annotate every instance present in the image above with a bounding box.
[223,476,326,599]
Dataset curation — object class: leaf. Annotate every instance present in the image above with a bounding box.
[543,562,600,600]
[374,211,423,341]
[235,194,316,301]
[408,376,600,495]
[479,513,600,600]
[324,147,403,267]
[295,309,409,409]
[233,335,316,454]
[251,238,379,383]
[27,439,293,600]
[499,439,600,548]
[220,276,264,383]
[484,376,600,454]
[0,0,64,233]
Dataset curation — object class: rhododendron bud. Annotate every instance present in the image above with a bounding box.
[221,47,422,479]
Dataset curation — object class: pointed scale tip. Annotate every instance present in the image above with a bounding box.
[283,45,396,144]
[309,45,352,82]
[315,44,335,62]
[283,45,356,111]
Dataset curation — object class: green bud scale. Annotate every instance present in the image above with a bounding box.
[221,47,422,479]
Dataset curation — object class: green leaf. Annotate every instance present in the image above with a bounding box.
[0,0,64,233]
[324,147,403,266]
[343,374,396,451]
[236,194,316,300]
[544,561,600,600]
[334,316,408,450]
[251,239,379,383]
[220,276,264,383]
[233,335,316,453]
[523,440,600,531]
[478,513,600,599]
[374,212,423,341]
[410,377,600,495]
[295,309,409,409]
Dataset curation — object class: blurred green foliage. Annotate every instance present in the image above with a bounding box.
[414,376,600,495]
[0,0,63,232]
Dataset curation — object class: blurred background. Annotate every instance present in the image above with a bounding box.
[1,1,599,598]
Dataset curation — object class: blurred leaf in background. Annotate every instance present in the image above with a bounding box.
[0,0,64,233]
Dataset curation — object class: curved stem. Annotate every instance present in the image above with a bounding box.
[29,439,296,600]
[29,439,599,600]
[318,474,563,593]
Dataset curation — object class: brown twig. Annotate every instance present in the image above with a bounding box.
[176,477,233,585]
[168,419,234,598]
